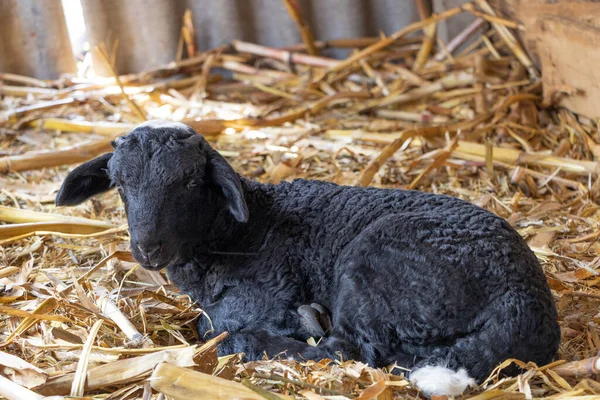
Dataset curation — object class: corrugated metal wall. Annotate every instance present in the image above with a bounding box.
[0,0,471,79]
[80,0,425,75]
[0,0,76,79]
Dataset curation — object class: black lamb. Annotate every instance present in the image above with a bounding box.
[56,121,561,396]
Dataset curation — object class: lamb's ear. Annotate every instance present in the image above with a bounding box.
[55,153,114,206]
[206,149,249,223]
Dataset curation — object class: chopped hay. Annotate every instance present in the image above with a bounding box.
[1,1,600,399]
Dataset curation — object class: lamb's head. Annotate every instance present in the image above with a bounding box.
[55,121,249,270]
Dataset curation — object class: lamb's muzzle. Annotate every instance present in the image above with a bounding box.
[56,120,561,396]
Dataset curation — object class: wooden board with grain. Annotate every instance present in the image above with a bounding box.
[493,0,600,118]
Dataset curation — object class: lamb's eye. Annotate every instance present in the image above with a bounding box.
[186,179,197,189]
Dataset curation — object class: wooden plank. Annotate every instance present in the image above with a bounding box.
[537,17,600,119]
[492,0,600,118]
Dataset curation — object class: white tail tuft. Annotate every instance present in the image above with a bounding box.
[410,365,476,397]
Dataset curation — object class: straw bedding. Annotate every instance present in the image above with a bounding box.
[1,1,600,398]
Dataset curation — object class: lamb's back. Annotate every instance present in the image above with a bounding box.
[273,179,516,247]
[269,179,545,294]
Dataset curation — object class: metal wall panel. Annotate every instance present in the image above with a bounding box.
[80,0,182,75]
[0,0,473,77]
[0,0,76,79]
[80,0,424,74]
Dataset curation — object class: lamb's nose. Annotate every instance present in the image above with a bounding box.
[137,241,162,259]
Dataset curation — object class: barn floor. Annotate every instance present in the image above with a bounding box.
[2,4,600,399]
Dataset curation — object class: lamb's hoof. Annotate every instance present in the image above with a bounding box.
[310,303,333,333]
[298,303,332,337]
[409,366,476,397]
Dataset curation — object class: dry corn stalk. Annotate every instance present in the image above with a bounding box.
[473,0,537,78]
[0,251,134,348]
[358,114,491,186]
[150,362,268,400]
[0,206,113,228]
[233,41,337,69]
[413,22,437,72]
[181,9,197,58]
[38,332,227,396]
[1,98,77,125]
[70,320,103,397]
[95,44,146,122]
[40,346,197,395]
[0,375,47,400]
[0,306,70,323]
[362,72,476,110]
[28,118,135,135]
[0,72,49,87]
[434,17,485,60]
[552,357,600,377]
[0,138,114,173]
[0,222,115,240]
[0,85,58,97]
[324,6,465,76]
[0,351,47,389]
[98,291,151,346]
[282,0,318,56]
[454,141,600,176]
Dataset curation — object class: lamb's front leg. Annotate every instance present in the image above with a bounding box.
[197,306,347,361]
[218,329,360,362]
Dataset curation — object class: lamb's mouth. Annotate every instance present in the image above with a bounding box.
[132,243,187,270]
[132,251,171,271]
[139,254,181,271]
[140,263,165,271]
